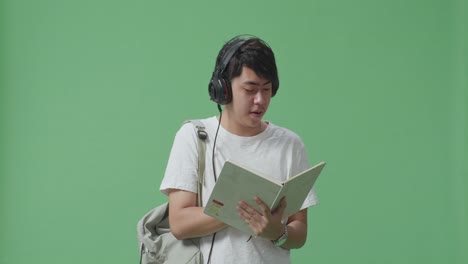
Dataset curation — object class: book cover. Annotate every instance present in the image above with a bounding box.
[204,160,326,235]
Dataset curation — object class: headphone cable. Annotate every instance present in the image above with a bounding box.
[207,104,222,264]
[212,104,222,181]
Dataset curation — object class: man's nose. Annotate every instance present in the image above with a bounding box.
[254,91,264,104]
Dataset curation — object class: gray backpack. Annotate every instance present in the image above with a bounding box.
[137,120,207,264]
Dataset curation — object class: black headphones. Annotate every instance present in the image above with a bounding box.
[208,37,250,105]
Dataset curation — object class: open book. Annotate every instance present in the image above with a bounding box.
[204,160,326,235]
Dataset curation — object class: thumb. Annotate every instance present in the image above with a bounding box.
[273,196,287,216]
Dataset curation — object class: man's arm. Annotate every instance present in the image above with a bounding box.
[168,189,227,240]
[281,208,308,249]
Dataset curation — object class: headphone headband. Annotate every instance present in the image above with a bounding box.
[215,39,248,75]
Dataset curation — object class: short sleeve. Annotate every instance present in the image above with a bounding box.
[159,123,199,196]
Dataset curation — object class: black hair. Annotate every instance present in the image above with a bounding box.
[215,35,279,97]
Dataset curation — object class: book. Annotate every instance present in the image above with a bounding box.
[204,160,326,235]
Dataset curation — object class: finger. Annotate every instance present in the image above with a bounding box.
[240,200,263,217]
[237,205,249,218]
[237,202,258,219]
[280,196,287,208]
[254,196,269,216]
[238,209,259,230]
[273,196,287,216]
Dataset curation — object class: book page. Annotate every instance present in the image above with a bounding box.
[272,161,326,217]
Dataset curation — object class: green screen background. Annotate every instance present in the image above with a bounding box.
[1,0,467,263]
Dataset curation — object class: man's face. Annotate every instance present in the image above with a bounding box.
[225,66,272,135]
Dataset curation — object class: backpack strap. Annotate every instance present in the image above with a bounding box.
[185,120,207,207]
[137,121,208,264]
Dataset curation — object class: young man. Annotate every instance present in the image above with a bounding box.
[160,35,318,264]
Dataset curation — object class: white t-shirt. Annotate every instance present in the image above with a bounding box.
[160,116,318,264]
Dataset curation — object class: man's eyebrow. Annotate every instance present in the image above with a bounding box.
[242,80,271,86]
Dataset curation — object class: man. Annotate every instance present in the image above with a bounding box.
[160,35,318,264]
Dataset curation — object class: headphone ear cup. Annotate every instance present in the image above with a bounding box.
[208,76,225,105]
[209,73,232,105]
[221,78,232,104]
[208,78,218,103]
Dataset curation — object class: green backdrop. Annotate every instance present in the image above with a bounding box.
[1,0,467,263]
